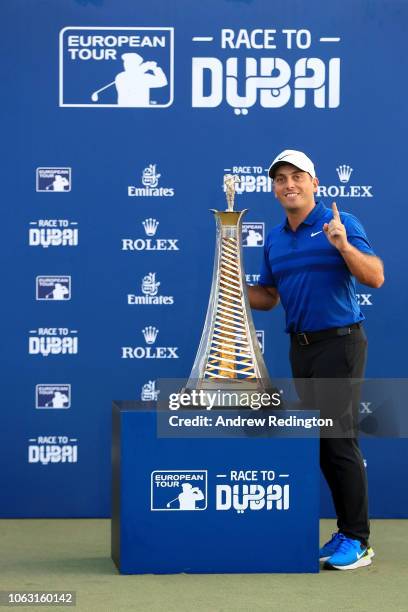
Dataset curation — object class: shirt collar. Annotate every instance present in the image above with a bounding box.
[279,201,326,232]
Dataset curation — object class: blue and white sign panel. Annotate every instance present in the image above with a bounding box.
[112,408,319,573]
[1,0,407,518]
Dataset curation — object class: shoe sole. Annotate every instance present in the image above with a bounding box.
[326,555,372,570]
[320,546,374,564]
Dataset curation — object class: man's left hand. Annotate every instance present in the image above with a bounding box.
[323,202,349,252]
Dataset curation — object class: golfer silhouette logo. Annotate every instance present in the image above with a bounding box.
[45,283,70,300]
[91,53,168,107]
[46,174,69,191]
[245,229,263,246]
[46,392,69,408]
[166,483,205,511]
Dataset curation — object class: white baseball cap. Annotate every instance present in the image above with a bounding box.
[268,150,316,179]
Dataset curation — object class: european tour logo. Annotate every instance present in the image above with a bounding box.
[59,27,174,108]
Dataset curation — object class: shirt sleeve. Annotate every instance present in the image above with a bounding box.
[342,214,376,255]
[258,242,277,287]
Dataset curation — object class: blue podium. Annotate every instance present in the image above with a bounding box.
[112,402,320,574]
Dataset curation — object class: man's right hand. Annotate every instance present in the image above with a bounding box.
[247,285,280,310]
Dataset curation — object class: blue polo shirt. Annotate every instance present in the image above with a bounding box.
[258,201,376,333]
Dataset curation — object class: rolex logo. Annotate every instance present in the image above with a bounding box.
[122,219,179,253]
[316,164,373,199]
[142,326,159,344]
[336,164,353,183]
[121,327,179,359]
[142,218,159,237]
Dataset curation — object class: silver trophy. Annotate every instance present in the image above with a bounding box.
[185,174,273,400]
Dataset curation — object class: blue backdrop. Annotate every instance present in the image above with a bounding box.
[1,0,407,517]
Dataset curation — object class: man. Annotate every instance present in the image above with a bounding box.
[247,150,384,570]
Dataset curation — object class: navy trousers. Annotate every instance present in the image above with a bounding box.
[289,326,370,546]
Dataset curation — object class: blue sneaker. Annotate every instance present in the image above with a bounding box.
[325,536,373,570]
[319,532,345,562]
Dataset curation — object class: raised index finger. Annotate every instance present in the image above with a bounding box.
[332,201,341,221]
